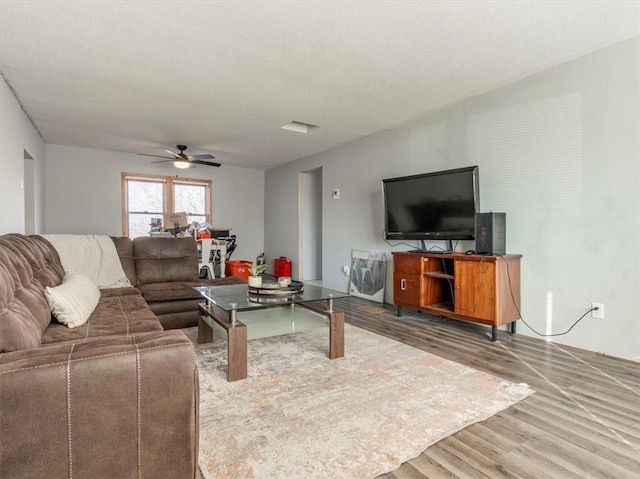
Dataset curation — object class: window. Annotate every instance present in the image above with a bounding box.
[122,173,212,238]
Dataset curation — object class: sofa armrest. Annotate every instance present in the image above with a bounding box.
[0,330,198,479]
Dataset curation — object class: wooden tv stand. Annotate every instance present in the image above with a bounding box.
[392,252,522,341]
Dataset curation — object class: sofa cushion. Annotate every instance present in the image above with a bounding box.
[138,275,246,303]
[0,264,41,351]
[110,236,137,285]
[41,288,162,345]
[0,234,65,352]
[137,281,208,302]
[133,237,199,285]
[99,287,143,298]
[45,272,100,328]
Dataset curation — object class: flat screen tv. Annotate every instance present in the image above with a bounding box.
[382,166,480,247]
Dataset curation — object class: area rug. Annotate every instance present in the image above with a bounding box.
[193,324,533,479]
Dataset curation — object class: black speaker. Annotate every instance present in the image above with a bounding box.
[475,212,506,255]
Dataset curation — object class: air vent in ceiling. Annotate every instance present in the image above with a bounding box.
[281,121,319,134]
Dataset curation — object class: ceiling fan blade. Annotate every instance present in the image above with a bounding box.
[192,154,215,160]
[192,159,221,167]
[138,153,174,159]
[150,159,176,164]
[164,149,177,156]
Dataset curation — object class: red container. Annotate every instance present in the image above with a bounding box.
[274,257,292,278]
[225,260,252,281]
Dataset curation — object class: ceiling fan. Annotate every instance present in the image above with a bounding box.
[138,145,221,169]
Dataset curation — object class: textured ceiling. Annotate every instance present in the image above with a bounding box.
[1,1,639,170]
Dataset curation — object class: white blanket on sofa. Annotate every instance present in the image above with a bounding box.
[42,234,132,289]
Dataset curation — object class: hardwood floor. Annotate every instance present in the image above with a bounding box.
[335,296,640,479]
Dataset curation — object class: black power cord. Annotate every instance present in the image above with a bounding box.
[380,229,419,250]
[380,230,460,253]
[498,255,598,337]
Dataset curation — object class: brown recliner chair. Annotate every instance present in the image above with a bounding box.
[131,236,243,330]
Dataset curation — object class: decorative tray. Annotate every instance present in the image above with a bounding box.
[247,281,304,296]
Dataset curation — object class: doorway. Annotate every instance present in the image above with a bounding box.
[23,150,35,235]
[299,167,322,283]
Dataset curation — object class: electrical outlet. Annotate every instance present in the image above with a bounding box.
[591,302,604,319]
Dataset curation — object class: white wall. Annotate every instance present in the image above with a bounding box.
[265,38,640,360]
[45,144,265,262]
[0,75,46,234]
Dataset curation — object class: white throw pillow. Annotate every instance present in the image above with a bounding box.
[45,272,100,328]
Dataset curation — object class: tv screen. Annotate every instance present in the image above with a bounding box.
[382,166,480,242]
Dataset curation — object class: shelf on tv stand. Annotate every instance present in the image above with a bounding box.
[426,302,454,314]
[424,271,454,280]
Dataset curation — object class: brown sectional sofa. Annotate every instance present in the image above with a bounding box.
[0,233,242,478]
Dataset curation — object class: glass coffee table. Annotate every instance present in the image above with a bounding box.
[193,282,349,381]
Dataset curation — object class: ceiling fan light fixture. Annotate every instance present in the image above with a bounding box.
[173,159,190,169]
[141,145,218,168]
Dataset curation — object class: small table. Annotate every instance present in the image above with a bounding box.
[193,283,349,381]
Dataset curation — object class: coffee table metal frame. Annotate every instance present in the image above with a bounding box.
[194,283,347,382]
